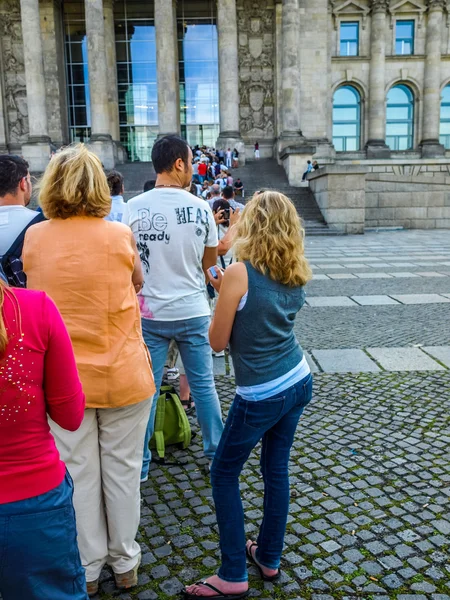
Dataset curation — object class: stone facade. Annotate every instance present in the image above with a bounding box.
[237,0,276,157]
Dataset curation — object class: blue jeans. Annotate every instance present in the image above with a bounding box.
[0,472,87,600]
[141,316,224,479]
[210,374,313,582]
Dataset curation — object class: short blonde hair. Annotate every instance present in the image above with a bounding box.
[38,144,111,219]
[233,191,312,287]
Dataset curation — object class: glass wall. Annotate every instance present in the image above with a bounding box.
[177,0,219,147]
[386,85,414,150]
[332,86,360,151]
[114,0,157,162]
[63,1,91,142]
[440,85,450,149]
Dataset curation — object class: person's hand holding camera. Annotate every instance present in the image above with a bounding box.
[214,209,227,225]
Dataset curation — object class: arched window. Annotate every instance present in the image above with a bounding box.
[332,86,361,151]
[439,85,450,149]
[386,84,414,150]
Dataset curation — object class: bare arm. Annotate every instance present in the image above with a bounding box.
[202,245,218,279]
[131,235,144,293]
[207,262,248,352]
[217,208,240,256]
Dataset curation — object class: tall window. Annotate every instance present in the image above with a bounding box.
[177,0,219,147]
[340,22,359,56]
[440,85,450,149]
[114,0,157,162]
[386,85,414,150]
[63,1,91,142]
[332,86,361,151]
[395,20,414,55]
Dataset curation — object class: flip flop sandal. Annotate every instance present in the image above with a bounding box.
[182,581,249,599]
[245,543,281,582]
[181,396,195,416]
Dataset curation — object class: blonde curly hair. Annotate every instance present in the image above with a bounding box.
[38,144,111,219]
[233,191,312,287]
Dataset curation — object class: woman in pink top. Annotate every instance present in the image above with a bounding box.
[0,280,87,600]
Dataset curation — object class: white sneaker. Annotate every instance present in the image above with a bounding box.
[166,368,180,381]
[212,350,225,357]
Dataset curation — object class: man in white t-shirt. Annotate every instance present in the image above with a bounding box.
[0,155,37,256]
[122,135,224,480]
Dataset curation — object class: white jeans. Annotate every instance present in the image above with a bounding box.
[50,399,151,581]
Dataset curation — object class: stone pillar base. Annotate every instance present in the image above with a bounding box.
[216,131,246,165]
[420,139,445,158]
[365,140,391,159]
[87,135,117,170]
[22,138,52,172]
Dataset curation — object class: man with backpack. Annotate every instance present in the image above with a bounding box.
[0,155,45,287]
[122,135,224,480]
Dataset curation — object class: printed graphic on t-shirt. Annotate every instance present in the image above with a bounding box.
[135,206,211,274]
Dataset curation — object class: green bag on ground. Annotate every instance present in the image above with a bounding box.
[150,384,192,459]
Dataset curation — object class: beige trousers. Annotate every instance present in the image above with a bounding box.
[50,399,151,581]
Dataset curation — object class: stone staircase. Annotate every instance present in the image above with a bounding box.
[119,158,333,235]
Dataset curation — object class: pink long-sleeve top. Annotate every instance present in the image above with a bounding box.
[0,287,85,504]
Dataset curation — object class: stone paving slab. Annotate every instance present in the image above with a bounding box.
[327,274,358,280]
[422,346,450,368]
[357,273,394,279]
[390,272,421,278]
[391,294,450,305]
[304,351,320,373]
[351,295,401,306]
[306,296,357,307]
[311,349,381,372]
[366,347,445,371]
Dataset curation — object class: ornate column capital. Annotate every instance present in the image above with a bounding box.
[371,0,389,13]
[427,0,446,10]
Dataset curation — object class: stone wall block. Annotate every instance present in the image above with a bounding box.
[394,207,428,220]
[427,206,450,219]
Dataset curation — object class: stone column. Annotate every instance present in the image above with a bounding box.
[40,0,69,146]
[155,0,180,137]
[0,67,7,152]
[366,0,390,158]
[19,0,52,170]
[103,0,120,142]
[85,0,116,168]
[275,2,283,140]
[216,0,245,161]
[280,0,301,139]
[420,0,445,157]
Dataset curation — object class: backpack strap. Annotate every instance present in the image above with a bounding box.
[5,211,46,258]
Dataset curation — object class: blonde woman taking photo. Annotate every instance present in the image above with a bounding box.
[23,145,155,596]
[183,192,313,599]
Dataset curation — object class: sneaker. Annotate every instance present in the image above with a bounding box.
[212,350,225,357]
[86,579,99,597]
[114,557,141,590]
[166,368,179,381]
[140,474,148,483]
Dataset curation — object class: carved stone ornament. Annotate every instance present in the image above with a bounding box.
[371,0,390,12]
[0,0,29,143]
[237,0,275,139]
[427,0,446,9]
[330,0,370,29]
[388,0,427,27]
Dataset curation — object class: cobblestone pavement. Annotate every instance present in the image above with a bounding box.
[79,231,450,599]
